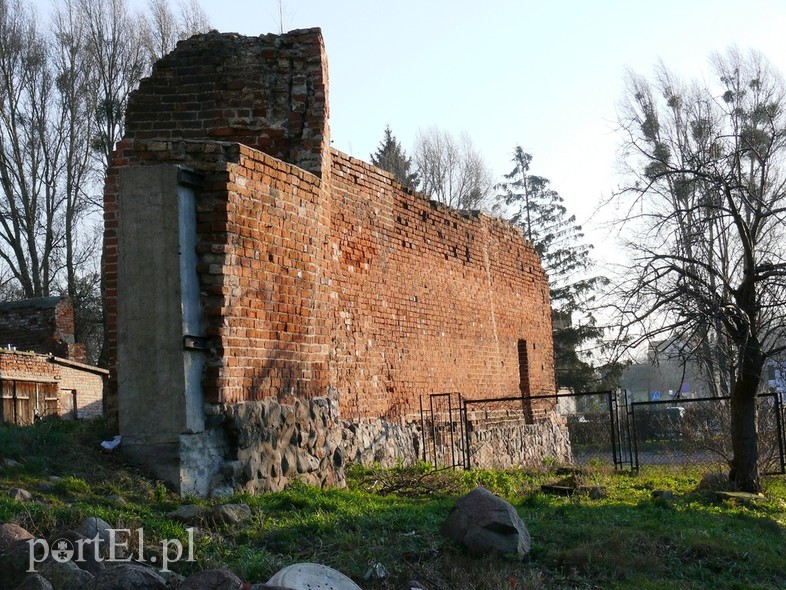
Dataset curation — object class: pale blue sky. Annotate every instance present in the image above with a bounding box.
[199,1,786,260]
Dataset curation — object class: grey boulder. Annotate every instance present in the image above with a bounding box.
[75,517,113,547]
[209,503,252,526]
[166,504,205,525]
[0,523,34,553]
[36,559,94,590]
[8,488,33,502]
[439,487,531,557]
[84,563,167,590]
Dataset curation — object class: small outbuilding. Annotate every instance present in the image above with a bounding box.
[0,297,106,425]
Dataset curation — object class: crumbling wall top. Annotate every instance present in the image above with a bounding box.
[124,28,330,177]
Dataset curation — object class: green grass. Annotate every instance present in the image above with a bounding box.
[1,419,785,589]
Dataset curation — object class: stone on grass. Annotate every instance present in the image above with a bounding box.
[8,488,33,502]
[37,558,94,590]
[47,530,105,574]
[440,487,531,557]
[75,517,114,555]
[35,482,56,494]
[84,563,167,590]
[13,574,53,590]
[0,523,34,553]
[0,540,35,589]
[583,486,607,500]
[167,504,205,524]
[180,569,243,590]
[3,458,22,468]
[209,503,252,526]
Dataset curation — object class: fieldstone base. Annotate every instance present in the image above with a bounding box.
[165,396,572,496]
[468,418,572,469]
[219,396,424,493]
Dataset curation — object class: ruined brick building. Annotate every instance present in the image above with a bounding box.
[0,297,106,424]
[103,29,569,496]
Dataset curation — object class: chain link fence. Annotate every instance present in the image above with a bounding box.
[558,390,629,467]
[629,393,786,474]
[419,390,786,474]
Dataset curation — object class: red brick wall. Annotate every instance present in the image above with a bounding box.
[124,29,329,178]
[327,152,554,419]
[199,146,332,404]
[0,351,105,422]
[0,350,59,381]
[104,139,555,422]
[103,29,556,426]
[0,297,85,362]
[103,140,333,412]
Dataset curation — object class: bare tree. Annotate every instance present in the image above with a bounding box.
[612,48,786,492]
[0,0,208,364]
[142,0,211,64]
[79,0,147,174]
[178,0,211,37]
[413,127,493,210]
[0,0,60,298]
[52,0,99,298]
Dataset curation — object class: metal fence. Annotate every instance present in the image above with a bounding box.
[556,389,632,469]
[462,396,536,470]
[420,390,632,470]
[629,393,786,475]
[419,389,785,474]
[420,392,466,469]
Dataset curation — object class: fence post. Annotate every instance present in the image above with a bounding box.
[419,394,427,464]
[608,390,619,468]
[630,403,640,472]
[774,392,786,475]
[447,394,456,469]
[429,395,438,470]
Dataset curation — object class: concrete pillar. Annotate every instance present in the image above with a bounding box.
[116,165,224,495]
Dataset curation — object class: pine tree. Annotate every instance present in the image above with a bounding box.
[495,146,607,391]
[370,125,419,190]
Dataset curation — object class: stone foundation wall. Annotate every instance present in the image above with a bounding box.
[467,419,572,469]
[207,397,569,494]
[218,396,423,493]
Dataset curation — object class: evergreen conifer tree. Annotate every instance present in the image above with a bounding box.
[495,146,607,391]
[370,125,419,190]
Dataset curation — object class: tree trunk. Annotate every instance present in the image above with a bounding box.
[729,345,765,493]
[729,388,760,492]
